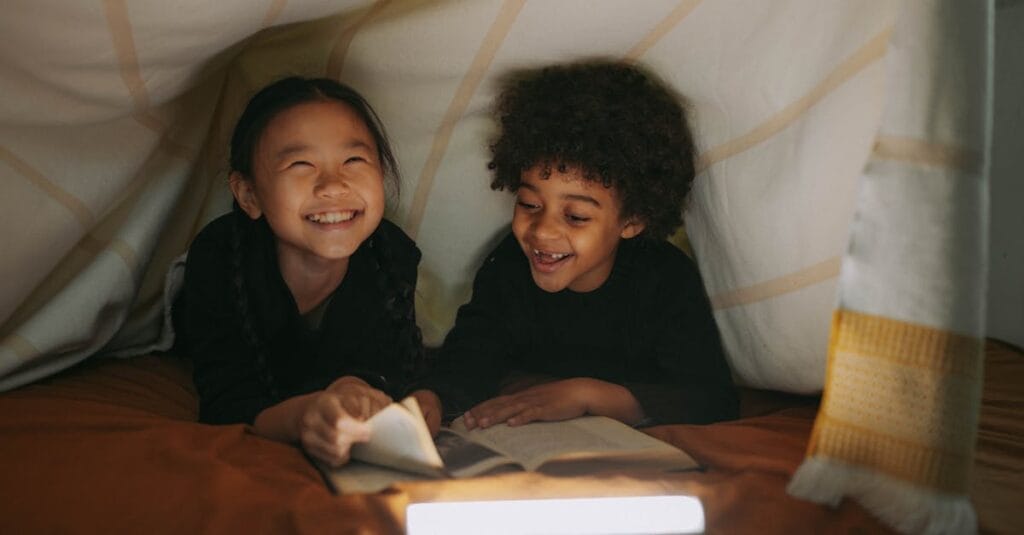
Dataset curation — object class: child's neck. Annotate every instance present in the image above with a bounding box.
[277,252,350,315]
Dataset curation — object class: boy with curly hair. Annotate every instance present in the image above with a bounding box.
[429,59,738,429]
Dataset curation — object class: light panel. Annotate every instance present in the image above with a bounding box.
[406,495,704,534]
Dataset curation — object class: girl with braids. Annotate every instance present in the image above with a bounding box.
[172,76,441,467]
[425,59,737,430]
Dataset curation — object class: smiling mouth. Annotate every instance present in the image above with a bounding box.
[306,210,357,224]
[532,248,573,267]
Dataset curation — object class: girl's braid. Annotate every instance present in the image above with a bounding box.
[230,215,280,401]
[368,228,425,384]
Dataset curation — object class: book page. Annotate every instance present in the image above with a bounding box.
[349,397,444,477]
[434,430,524,478]
[448,416,698,473]
[318,459,435,494]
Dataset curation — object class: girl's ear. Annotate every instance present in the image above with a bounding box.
[620,218,646,240]
[229,172,262,220]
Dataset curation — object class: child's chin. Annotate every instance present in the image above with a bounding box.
[530,272,567,293]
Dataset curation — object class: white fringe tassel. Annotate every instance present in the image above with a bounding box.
[787,457,977,535]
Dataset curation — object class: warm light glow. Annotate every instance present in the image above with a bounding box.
[406,495,704,534]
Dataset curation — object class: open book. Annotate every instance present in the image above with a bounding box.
[316,397,700,494]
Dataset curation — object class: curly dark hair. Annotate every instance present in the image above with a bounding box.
[488,59,696,240]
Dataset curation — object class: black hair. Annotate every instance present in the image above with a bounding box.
[229,76,400,201]
[227,76,422,400]
[488,59,697,240]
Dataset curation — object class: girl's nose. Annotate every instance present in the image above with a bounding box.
[315,172,350,197]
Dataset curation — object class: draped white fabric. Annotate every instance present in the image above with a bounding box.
[0,2,990,530]
[2,0,913,392]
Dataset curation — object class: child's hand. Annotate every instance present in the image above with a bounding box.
[298,376,390,467]
[299,391,372,467]
[463,378,645,429]
[409,389,443,437]
[325,375,393,419]
[463,378,594,429]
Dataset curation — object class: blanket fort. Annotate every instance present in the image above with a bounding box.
[0,1,992,533]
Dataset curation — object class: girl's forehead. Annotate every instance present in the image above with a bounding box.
[259,100,375,148]
[267,100,361,129]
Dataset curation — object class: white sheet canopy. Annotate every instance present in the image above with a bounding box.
[0,1,990,532]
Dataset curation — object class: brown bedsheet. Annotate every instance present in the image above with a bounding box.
[0,341,1019,534]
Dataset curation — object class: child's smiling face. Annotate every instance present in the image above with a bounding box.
[232,100,386,270]
[512,164,644,293]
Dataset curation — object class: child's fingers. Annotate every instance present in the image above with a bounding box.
[300,416,352,464]
[336,415,372,444]
[303,434,351,467]
[359,396,371,420]
[303,399,345,442]
[506,406,543,426]
[334,391,391,421]
[462,411,478,430]
[302,414,371,467]
[338,395,372,420]
[367,393,391,415]
[472,397,531,428]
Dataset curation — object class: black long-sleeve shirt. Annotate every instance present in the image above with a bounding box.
[427,233,738,425]
[172,211,422,425]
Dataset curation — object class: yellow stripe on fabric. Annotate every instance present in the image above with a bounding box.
[157,135,198,162]
[2,335,40,361]
[78,234,105,255]
[624,0,703,60]
[826,355,981,442]
[131,111,165,135]
[326,0,392,80]
[405,0,525,239]
[103,0,160,127]
[814,414,971,493]
[873,136,981,173]
[262,0,288,27]
[807,309,983,493]
[104,0,196,146]
[0,233,142,343]
[103,0,203,151]
[695,27,892,174]
[0,145,95,229]
[109,238,139,273]
[832,310,982,378]
[709,256,840,310]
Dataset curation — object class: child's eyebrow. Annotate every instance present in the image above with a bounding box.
[563,193,601,207]
[273,144,310,161]
[519,182,601,207]
[273,141,373,161]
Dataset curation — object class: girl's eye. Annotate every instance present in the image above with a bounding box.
[288,160,313,168]
[345,156,366,164]
[516,200,540,210]
[567,213,591,224]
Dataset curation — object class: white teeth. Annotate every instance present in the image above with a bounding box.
[307,211,355,223]
[533,249,569,260]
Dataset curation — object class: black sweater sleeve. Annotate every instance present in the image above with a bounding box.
[372,219,425,399]
[621,249,739,425]
[172,217,273,425]
[421,239,518,419]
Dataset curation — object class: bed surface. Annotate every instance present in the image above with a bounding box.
[0,341,1019,534]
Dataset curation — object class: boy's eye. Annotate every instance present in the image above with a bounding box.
[345,156,367,164]
[288,160,313,169]
[567,213,591,224]
[516,200,540,210]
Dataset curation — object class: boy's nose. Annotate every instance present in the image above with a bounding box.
[531,213,560,240]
